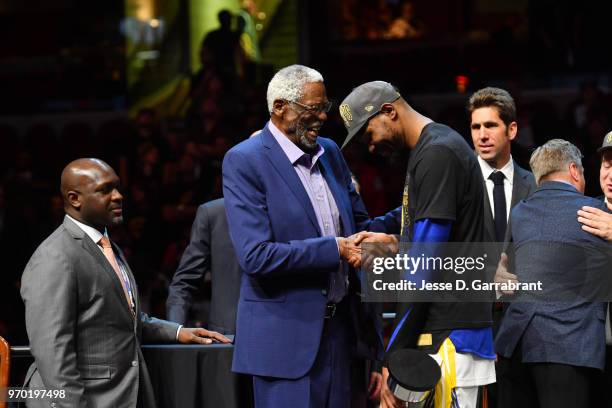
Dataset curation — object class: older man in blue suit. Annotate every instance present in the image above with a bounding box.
[495,139,610,408]
[222,65,382,408]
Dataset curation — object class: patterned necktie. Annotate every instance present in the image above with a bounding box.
[400,172,411,239]
[98,236,135,314]
[489,171,507,242]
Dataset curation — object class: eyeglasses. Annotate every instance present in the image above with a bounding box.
[287,100,333,114]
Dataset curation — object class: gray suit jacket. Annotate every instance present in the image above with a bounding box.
[482,162,536,242]
[167,198,241,334]
[495,182,609,370]
[21,216,179,408]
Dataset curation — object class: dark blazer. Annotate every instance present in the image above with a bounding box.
[494,181,609,370]
[21,216,179,408]
[222,125,382,379]
[167,198,241,334]
[482,162,536,242]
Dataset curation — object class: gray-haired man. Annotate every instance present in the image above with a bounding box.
[495,139,608,408]
[222,65,383,407]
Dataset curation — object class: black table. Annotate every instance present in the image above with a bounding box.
[11,344,252,408]
[142,344,252,408]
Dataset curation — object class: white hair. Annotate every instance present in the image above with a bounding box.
[266,65,324,113]
[529,139,583,184]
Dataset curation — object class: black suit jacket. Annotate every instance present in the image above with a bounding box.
[167,198,241,334]
[482,162,536,242]
[481,161,536,333]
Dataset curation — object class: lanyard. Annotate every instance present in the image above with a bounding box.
[117,259,136,314]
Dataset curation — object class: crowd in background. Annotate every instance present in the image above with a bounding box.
[336,0,426,41]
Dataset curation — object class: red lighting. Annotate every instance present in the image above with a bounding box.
[455,75,469,93]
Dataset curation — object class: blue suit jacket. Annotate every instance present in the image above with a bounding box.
[222,124,381,379]
[495,181,609,370]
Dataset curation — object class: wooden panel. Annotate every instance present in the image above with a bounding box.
[0,336,10,408]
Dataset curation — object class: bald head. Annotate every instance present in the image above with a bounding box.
[61,158,124,231]
[61,158,112,199]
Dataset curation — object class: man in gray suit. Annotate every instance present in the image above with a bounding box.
[495,140,609,407]
[167,198,240,334]
[21,158,230,408]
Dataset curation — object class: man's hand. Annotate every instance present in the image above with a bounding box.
[380,367,404,408]
[354,232,399,246]
[177,327,232,344]
[339,233,399,268]
[354,232,399,270]
[368,371,383,401]
[494,252,518,296]
[338,236,362,268]
[578,205,612,241]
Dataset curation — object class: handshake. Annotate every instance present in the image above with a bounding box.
[337,232,399,269]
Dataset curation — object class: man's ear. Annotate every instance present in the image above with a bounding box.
[568,162,581,182]
[67,191,81,210]
[380,103,397,120]
[507,121,518,141]
[272,99,285,116]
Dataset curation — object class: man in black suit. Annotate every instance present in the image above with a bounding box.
[167,198,240,333]
[468,87,536,406]
[468,87,536,244]
[166,198,252,407]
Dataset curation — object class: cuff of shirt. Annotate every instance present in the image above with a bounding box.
[335,237,341,258]
[176,324,183,341]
